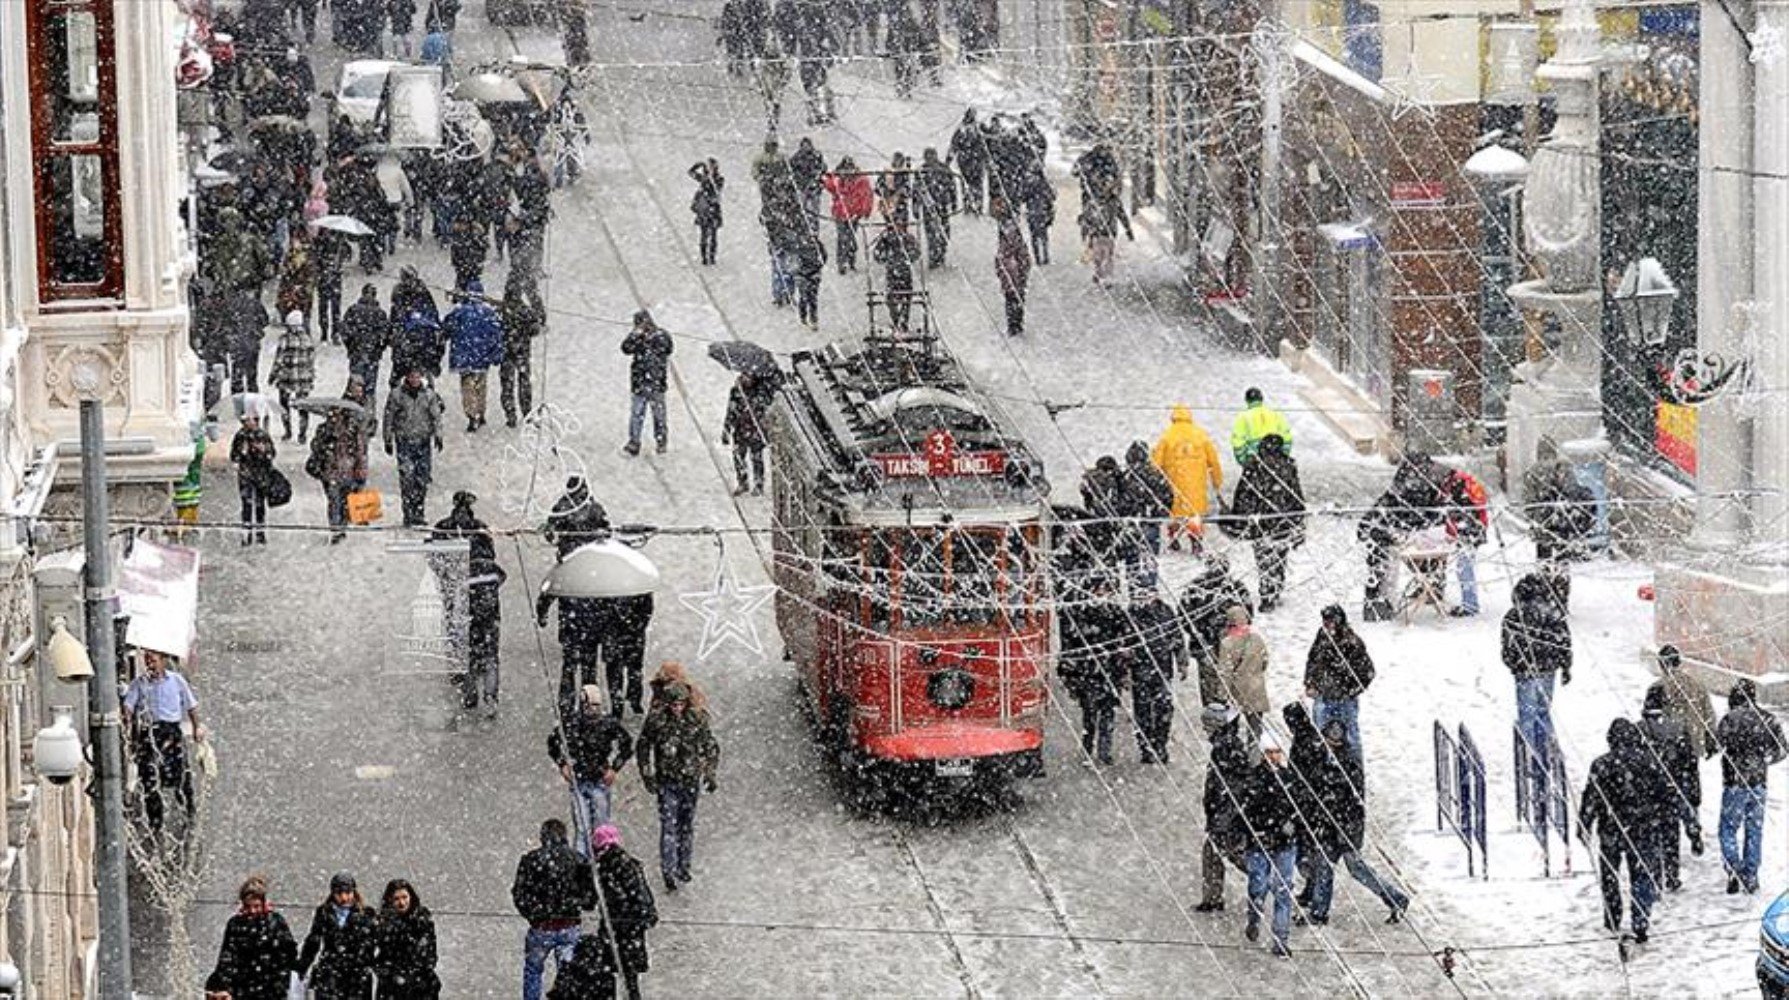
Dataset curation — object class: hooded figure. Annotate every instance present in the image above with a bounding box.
[1216,604,1270,730]
[1580,719,1662,941]
[372,879,440,999]
[948,109,987,213]
[1229,433,1306,609]
[1715,678,1788,893]
[1637,684,1699,892]
[1057,584,1127,765]
[1151,405,1223,551]
[1197,704,1252,912]
[1117,440,1174,557]
[1302,604,1374,756]
[546,476,612,560]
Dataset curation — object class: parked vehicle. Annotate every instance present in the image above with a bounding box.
[332,59,403,125]
[1761,888,1789,998]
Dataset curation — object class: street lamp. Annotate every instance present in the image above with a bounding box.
[544,539,660,598]
[1614,257,1679,345]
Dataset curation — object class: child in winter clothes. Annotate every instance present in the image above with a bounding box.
[269,310,317,442]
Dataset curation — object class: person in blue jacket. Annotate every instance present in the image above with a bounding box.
[443,279,504,432]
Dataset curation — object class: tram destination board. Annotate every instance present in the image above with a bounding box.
[869,428,1008,478]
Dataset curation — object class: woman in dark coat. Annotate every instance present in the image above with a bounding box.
[372,878,440,999]
[297,872,377,999]
[209,875,298,1000]
[689,159,725,265]
[992,193,1031,337]
[591,824,659,1000]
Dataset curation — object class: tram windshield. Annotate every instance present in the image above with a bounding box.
[860,525,1041,630]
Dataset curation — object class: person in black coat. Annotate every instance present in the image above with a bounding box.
[1058,589,1126,765]
[513,819,600,1000]
[1504,572,1572,809]
[372,879,439,1000]
[722,373,770,495]
[465,555,507,715]
[1227,433,1305,610]
[1355,454,1447,620]
[621,310,674,456]
[1301,604,1374,759]
[1239,734,1299,956]
[948,110,987,215]
[1118,440,1174,567]
[1197,705,1252,912]
[297,872,377,999]
[1579,719,1662,941]
[1637,685,1699,892]
[209,875,298,1000]
[689,159,725,266]
[551,685,637,859]
[341,284,391,411]
[1126,596,1184,765]
[546,932,618,1000]
[1178,554,1253,707]
[591,825,659,1000]
[1715,678,1788,894]
[546,476,611,560]
[1283,707,1408,925]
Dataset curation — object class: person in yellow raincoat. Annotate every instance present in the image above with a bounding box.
[1151,405,1223,551]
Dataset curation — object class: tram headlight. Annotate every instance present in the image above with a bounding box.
[927,668,975,711]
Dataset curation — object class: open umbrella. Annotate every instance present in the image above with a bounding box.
[231,391,280,421]
[454,72,530,105]
[707,340,780,377]
[294,396,369,418]
[544,539,661,598]
[312,214,375,236]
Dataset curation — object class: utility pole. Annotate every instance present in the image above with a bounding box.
[80,399,133,997]
[1252,15,1286,349]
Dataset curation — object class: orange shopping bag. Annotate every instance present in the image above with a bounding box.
[346,489,383,525]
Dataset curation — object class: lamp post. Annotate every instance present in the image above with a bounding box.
[78,399,132,996]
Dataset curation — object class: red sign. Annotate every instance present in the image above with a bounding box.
[1390,181,1447,207]
[870,429,1007,478]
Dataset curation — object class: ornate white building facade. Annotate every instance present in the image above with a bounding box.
[0,0,202,992]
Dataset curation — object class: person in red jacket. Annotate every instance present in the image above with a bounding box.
[1440,466,1489,616]
[821,156,873,274]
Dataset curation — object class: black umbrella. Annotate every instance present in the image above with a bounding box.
[707,340,779,377]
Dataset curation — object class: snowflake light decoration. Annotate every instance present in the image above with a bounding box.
[499,403,589,520]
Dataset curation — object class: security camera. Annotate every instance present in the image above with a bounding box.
[33,708,83,787]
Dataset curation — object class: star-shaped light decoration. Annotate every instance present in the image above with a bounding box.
[1750,21,1785,66]
[679,562,776,660]
[1388,66,1442,123]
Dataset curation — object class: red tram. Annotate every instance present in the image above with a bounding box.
[767,336,1053,790]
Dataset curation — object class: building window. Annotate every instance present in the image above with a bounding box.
[26,0,123,305]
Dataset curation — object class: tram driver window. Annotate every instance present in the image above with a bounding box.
[950,530,1001,626]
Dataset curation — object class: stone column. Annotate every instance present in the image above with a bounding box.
[1752,0,1789,543]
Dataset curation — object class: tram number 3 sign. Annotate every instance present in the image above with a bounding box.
[871,429,1007,478]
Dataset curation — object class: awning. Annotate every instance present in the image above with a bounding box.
[118,540,201,660]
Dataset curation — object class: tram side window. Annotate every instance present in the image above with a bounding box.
[1004,526,1040,624]
[866,532,894,631]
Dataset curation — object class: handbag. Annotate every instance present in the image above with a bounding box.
[264,468,293,508]
[347,488,383,525]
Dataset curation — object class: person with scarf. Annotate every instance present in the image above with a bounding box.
[372,878,439,999]
[208,875,298,1000]
[297,872,377,998]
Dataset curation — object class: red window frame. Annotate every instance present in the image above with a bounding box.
[24,0,125,306]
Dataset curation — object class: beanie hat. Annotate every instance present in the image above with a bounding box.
[590,825,623,852]
[661,681,690,703]
[1657,644,1682,669]
[1200,703,1239,735]
[1258,730,1284,754]
[330,872,356,894]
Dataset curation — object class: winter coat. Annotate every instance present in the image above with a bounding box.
[1239,760,1301,853]
[209,910,298,1000]
[593,845,658,973]
[621,324,674,396]
[1357,464,1447,546]
[790,144,826,193]
[1284,703,1358,857]
[1057,601,1127,708]
[1229,441,1306,543]
[919,161,957,223]
[1581,719,1671,852]
[342,299,391,369]
[994,215,1030,297]
[1203,718,1253,852]
[1124,598,1184,693]
[1637,708,1700,809]
[376,156,414,207]
[276,245,316,319]
[388,0,418,34]
[371,906,439,1000]
[501,288,546,362]
[872,228,920,285]
[690,168,725,227]
[1442,467,1489,547]
[949,122,988,174]
[383,382,444,447]
[1229,401,1293,465]
[823,172,873,221]
[546,934,617,1000]
[449,221,490,276]
[231,426,278,483]
[1522,449,1595,558]
[297,902,377,997]
[270,326,317,396]
[230,292,269,357]
[309,412,369,484]
[1179,569,1253,667]
[1116,442,1173,521]
[512,839,598,926]
[445,295,504,372]
[1150,406,1222,519]
[723,383,769,451]
[430,506,496,563]
[1501,576,1572,682]
[391,313,447,381]
[467,557,505,663]
[1653,669,1717,758]
[547,482,610,560]
[637,706,721,791]
[1717,695,1788,789]
[550,711,636,785]
[389,279,440,330]
[1216,626,1270,715]
[1303,627,1375,701]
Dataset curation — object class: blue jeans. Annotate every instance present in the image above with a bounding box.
[394,438,433,525]
[657,783,700,881]
[1719,785,1767,885]
[770,246,795,304]
[628,393,667,450]
[1307,850,1408,920]
[1245,846,1296,950]
[569,779,613,859]
[1311,698,1361,761]
[522,924,582,1000]
[1515,674,1557,805]
[1456,548,1479,614]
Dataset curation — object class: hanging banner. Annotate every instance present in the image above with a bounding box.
[1655,400,1697,475]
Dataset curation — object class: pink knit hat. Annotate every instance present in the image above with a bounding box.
[590,825,623,852]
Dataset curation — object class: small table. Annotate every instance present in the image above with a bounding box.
[1399,544,1454,624]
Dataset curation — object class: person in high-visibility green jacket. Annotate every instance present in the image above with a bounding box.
[1230,387,1292,465]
